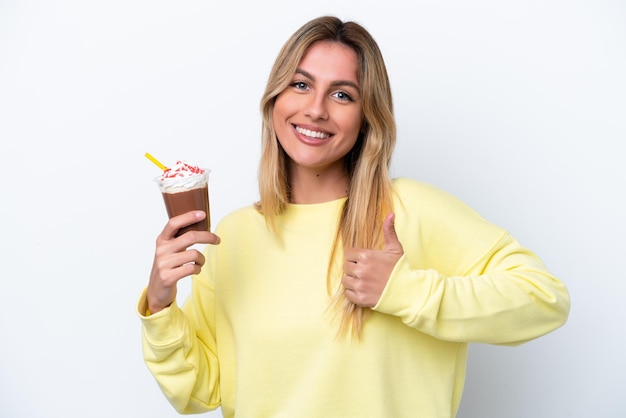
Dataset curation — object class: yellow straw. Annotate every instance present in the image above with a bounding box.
[144,152,167,171]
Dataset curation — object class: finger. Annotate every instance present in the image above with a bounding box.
[175,230,221,248]
[343,286,368,307]
[344,247,362,264]
[154,231,219,267]
[171,260,204,280]
[344,288,357,304]
[342,274,357,296]
[152,249,206,288]
[162,211,207,239]
[383,212,403,254]
[161,248,206,271]
[343,257,361,278]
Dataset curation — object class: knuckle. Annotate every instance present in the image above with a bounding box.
[182,230,199,244]
[155,258,168,272]
[159,271,176,286]
[355,294,368,306]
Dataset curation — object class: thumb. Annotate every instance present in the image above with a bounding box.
[383,212,403,254]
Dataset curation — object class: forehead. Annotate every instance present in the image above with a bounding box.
[297,41,359,84]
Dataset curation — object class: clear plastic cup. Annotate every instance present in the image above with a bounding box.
[155,170,210,237]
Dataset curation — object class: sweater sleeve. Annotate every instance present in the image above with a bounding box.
[137,245,221,413]
[372,178,570,345]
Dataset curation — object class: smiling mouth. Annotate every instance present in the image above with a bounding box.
[295,125,331,139]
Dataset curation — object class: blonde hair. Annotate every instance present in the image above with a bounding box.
[255,16,396,337]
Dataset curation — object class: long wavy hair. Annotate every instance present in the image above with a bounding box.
[254,16,396,337]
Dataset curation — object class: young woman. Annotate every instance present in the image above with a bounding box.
[138,16,570,418]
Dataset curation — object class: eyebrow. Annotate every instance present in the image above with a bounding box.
[295,68,360,91]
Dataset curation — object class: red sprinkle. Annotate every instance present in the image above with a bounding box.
[162,161,204,179]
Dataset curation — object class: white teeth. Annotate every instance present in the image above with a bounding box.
[295,126,330,139]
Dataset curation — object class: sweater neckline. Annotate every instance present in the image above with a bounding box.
[279,197,347,225]
[286,196,347,209]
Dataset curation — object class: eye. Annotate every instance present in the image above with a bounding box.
[290,81,309,91]
[332,91,354,102]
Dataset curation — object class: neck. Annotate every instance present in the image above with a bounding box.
[288,162,349,204]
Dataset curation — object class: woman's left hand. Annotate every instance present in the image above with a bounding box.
[342,213,404,307]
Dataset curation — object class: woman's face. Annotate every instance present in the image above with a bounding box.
[273,41,363,176]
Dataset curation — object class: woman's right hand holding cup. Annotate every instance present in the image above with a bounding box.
[147,210,220,314]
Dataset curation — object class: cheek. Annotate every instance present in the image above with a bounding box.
[272,101,287,138]
[342,111,364,141]
[272,98,283,124]
[272,95,295,131]
[273,91,297,116]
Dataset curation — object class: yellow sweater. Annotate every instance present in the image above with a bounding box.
[138,177,569,417]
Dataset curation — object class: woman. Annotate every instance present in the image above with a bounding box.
[139,16,570,418]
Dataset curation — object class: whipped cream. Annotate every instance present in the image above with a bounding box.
[156,161,209,192]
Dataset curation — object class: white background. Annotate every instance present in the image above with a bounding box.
[1,0,624,417]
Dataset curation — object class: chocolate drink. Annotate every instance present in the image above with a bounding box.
[161,185,210,237]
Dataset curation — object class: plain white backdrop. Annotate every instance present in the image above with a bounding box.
[1,0,624,417]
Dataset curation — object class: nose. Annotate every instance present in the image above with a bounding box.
[305,92,328,121]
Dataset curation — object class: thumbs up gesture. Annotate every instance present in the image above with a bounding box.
[342,213,404,307]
